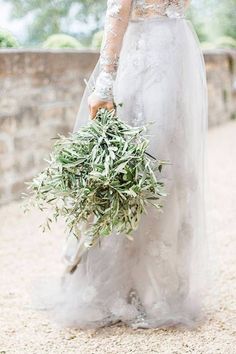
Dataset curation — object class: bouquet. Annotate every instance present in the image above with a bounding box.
[25,108,168,249]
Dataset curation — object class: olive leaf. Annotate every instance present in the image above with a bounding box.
[25,108,169,249]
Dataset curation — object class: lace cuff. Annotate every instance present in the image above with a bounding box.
[93,71,115,102]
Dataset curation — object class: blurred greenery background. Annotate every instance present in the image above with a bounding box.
[0,0,235,49]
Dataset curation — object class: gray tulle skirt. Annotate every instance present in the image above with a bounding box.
[33,17,208,329]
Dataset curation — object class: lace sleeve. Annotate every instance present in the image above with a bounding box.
[93,0,132,102]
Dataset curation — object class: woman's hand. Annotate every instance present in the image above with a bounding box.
[88,93,115,120]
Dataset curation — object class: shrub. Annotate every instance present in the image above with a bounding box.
[200,42,216,50]
[214,36,236,49]
[91,30,104,49]
[42,34,83,49]
[0,28,19,48]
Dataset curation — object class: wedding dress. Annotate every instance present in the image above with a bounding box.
[36,0,208,329]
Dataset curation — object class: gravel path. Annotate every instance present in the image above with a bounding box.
[0,121,236,354]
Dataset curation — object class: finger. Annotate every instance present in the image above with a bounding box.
[88,103,93,119]
[90,106,98,120]
[106,102,115,111]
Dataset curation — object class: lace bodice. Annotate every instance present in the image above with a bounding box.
[132,0,187,20]
[93,0,190,101]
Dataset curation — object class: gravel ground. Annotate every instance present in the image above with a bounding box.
[0,121,236,354]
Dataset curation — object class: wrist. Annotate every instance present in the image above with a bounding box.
[94,71,114,101]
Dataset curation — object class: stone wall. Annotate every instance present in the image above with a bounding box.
[0,49,99,205]
[0,49,235,205]
[204,49,236,125]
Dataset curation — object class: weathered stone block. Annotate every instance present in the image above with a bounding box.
[14,135,37,151]
[0,133,14,154]
[0,115,17,134]
[11,180,25,197]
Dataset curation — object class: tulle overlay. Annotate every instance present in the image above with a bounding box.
[33,17,208,329]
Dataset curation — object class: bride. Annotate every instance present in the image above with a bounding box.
[41,0,208,329]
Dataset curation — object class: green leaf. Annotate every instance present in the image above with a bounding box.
[26,108,168,250]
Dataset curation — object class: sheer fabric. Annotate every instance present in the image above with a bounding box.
[33,0,208,329]
[94,0,132,101]
[94,0,190,101]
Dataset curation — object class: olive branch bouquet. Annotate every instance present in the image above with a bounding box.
[25,108,169,249]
